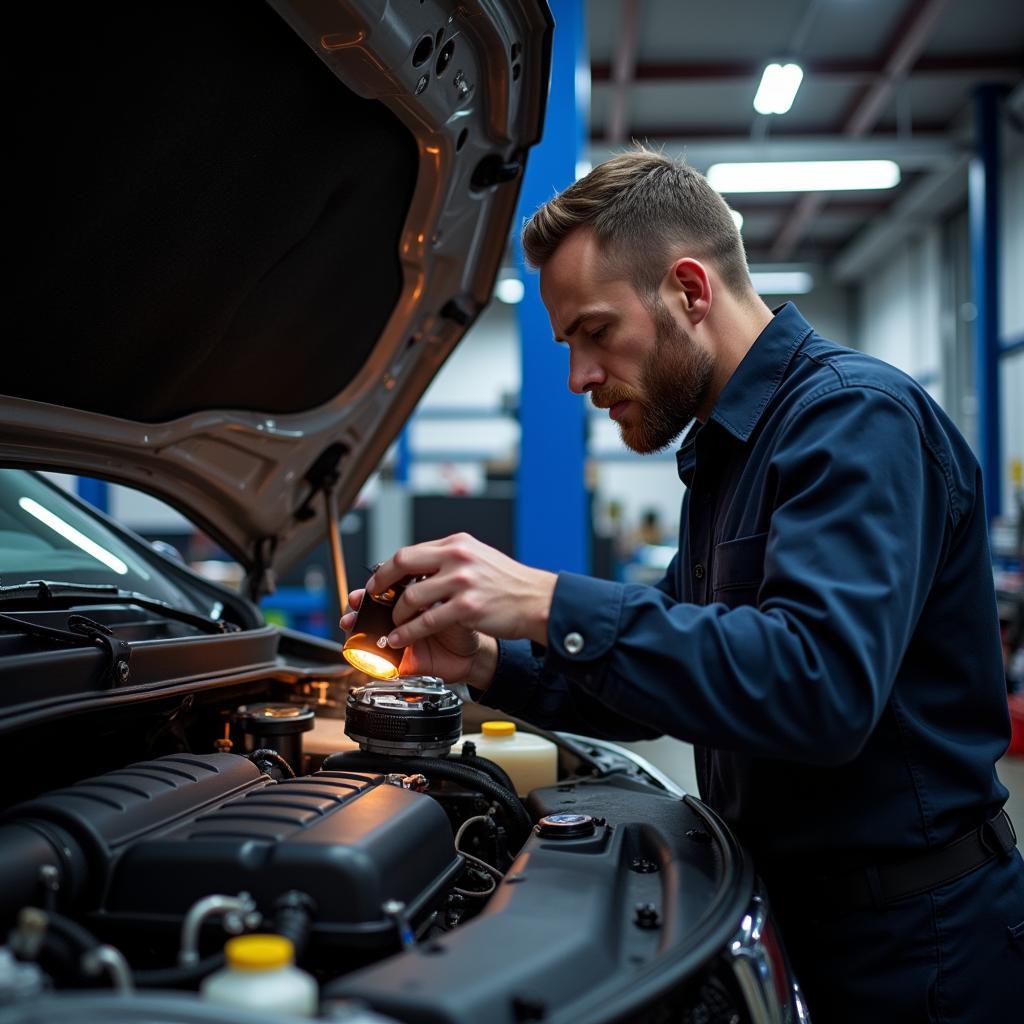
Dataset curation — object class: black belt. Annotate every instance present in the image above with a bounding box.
[782,810,1017,913]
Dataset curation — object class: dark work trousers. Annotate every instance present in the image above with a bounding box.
[771,850,1024,1023]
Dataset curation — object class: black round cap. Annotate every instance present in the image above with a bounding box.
[535,813,597,839]
[235,703,315,735]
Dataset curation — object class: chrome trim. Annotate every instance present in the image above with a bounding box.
[554,732,686,797]
[727,888,811,1024]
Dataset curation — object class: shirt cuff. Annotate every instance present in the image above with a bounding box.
[544,571,624,684]
[470,638,542,716]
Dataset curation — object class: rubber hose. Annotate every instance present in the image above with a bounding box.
[33,910,100,983]
[249,748,296,778]
[323,750,532,844]
[135,901,312,990]
[450,748,517,795]
[134,953,224,990]
[136,895,313,989]
[274,893,314,961]
[42,909,101,954]
[38,912,273,990]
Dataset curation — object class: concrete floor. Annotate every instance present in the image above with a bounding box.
[621,737,1024,850]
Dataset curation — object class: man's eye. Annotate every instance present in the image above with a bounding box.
[590,326,607,341]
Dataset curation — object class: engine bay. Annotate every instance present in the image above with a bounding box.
[0,654,764,1024]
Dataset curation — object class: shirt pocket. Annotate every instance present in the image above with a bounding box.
[712,531,768,608]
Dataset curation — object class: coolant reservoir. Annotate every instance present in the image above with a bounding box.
[454,721,557,796]
[201,935,317,1017]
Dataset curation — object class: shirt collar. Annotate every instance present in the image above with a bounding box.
[675,302,812,484]
[708,302,813,442]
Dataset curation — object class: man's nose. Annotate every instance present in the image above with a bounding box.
[567,352,605,395]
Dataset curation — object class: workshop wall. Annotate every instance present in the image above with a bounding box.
[851,142,1023,515]
[853,229,944,399]
[421,302,521,413]
[411,138,1023,544]
[781,278,855,351]
[411,302,521,494]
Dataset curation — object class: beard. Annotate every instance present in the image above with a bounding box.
[591,300,715,454]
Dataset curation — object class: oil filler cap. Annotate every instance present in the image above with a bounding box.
[535,813,596,839]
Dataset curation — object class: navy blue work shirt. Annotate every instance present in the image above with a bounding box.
[480,303,1011,872]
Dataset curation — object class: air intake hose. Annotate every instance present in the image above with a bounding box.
[323,749,532,845]
[453,744,518,795]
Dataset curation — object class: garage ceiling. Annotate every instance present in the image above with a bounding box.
[583,0,1023,281]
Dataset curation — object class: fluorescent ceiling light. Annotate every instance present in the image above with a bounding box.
[729,209,744,231]
[575,159,593,181]
[495,276,525,304]
[754,62,804,115]
[749,271,813,295]
[707,160,900,193]
[18,496,129,574]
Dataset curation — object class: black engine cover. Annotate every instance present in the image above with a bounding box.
[1,753,460,948]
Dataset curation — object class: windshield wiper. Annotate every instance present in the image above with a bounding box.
[0,580,240,636]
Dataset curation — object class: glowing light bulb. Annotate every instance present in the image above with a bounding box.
[343,646,401,679]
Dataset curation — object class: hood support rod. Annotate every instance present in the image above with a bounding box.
[324,485,349,625]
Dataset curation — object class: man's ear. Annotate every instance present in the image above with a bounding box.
[665,258,711,326]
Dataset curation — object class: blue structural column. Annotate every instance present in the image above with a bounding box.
[969,84,1003,520]
[395,426,411,485]
[514,0,589,574]
[76,477,110,514]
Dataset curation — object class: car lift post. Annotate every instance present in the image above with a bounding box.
[514,0,589,574]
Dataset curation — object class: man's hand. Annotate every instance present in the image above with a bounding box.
[341,587,498,689]
[345,534,556,681]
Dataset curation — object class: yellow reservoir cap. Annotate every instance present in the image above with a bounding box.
[225,934,294,971]
[482,720,516,737]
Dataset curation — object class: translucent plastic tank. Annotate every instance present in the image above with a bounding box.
[201,934,317,1017]
[453,721,557,796]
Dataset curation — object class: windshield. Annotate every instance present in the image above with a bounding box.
[0,469,204,610]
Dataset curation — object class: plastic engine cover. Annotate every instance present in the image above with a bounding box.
[2,754,460,949]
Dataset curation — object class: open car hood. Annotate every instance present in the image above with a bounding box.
[1,0,551,588]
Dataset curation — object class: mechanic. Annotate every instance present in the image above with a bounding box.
[343,150,1024,1021]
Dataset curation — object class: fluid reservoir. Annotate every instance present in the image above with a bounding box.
[201,935,317,1017]
[453,721,557,796]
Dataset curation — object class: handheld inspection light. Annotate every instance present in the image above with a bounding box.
[341,567,409,679]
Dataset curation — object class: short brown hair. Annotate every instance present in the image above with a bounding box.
[521,148,750,298]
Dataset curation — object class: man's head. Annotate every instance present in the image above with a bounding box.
[523,149,760,453]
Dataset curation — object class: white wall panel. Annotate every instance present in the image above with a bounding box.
[411,418,519,457]
[854,229,943,384]
[420,302,521,411]
[784,280,854,349]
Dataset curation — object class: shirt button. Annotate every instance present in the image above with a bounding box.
[564,632,585,655]
[693,563,705,580]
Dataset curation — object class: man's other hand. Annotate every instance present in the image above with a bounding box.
[341,587,498,689]
[357,533,557,656]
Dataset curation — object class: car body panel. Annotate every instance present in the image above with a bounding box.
[2,0,551,585]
